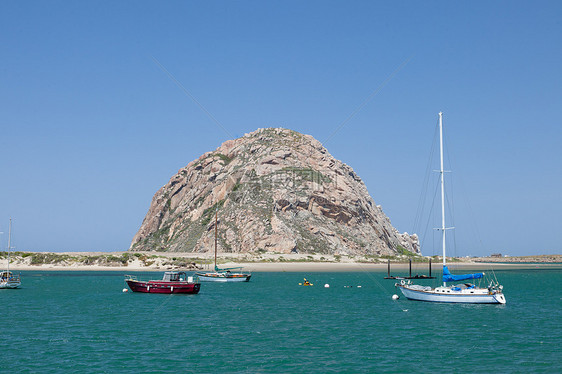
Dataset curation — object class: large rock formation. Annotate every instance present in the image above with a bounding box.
[130,128,419,256]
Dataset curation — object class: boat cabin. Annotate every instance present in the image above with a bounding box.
[162,271,187,282]
[1,271,17,280]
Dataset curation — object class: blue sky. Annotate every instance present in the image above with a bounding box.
[1,1,560,256]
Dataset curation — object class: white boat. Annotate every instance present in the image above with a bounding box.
[396,112,505,304]
[195,209,251,283]
[196,270,251,283]
[1,218,21,289]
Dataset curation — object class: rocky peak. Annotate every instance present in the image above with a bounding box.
[130,128,419,255]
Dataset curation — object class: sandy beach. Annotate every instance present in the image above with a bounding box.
[2,251,560,272]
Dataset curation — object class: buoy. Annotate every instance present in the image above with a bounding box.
[392,294,399,300]
[324,284,330,288]
[122,288,128,293]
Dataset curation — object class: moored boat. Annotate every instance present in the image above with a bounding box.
[396,112,506,304]
[125,271,200,294]
[0,271,21,289]
[1,218,21,289]
[195,208,251,282]
[397,278,505,304]
[196,270,251,282]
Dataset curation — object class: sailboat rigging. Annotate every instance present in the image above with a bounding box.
[396,112,506,304]
[1,218,22,289]
[196,208,251,282]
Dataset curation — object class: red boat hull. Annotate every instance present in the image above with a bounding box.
[126,279,200,294]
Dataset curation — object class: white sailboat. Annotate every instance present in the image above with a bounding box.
[1,218,21,289]
[396,112,505,304]
[195,209,251,282]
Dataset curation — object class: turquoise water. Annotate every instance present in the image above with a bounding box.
[1,269,561,373]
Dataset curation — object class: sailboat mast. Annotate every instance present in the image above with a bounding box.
[214,208,218,270]
[438,112,447,285]
[7,218,12,273]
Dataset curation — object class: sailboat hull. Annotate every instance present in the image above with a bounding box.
[0,280,21,289]
[125,279,200,294]
[196,272,251,282]
[397,285,506,304]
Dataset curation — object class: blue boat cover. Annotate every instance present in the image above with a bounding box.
[442,265,484,282]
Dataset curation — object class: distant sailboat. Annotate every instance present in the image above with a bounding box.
[196,209,251,282]
[1,218,21,289]
[396,113,506,304]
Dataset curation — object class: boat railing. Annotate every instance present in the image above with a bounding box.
[124,273,200,283]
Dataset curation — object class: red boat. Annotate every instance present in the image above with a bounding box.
[125,271,200,294]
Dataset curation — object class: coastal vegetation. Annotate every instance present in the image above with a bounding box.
[0,250,422,267]
[0,251,199,268]
[3,251,558,269]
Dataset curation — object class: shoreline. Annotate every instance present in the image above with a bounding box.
[1,251,560,272]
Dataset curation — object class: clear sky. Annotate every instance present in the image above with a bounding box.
[1,1,560,256]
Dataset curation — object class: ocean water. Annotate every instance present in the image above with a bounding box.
[1,269,561,373]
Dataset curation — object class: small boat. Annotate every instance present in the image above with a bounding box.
[195,209,251,282]
[1,218,21,289]
[0,271,21,289]
[299,278,313,286]
[125,271,200,294]
[396,112,506,304]
[197,269,251,282]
